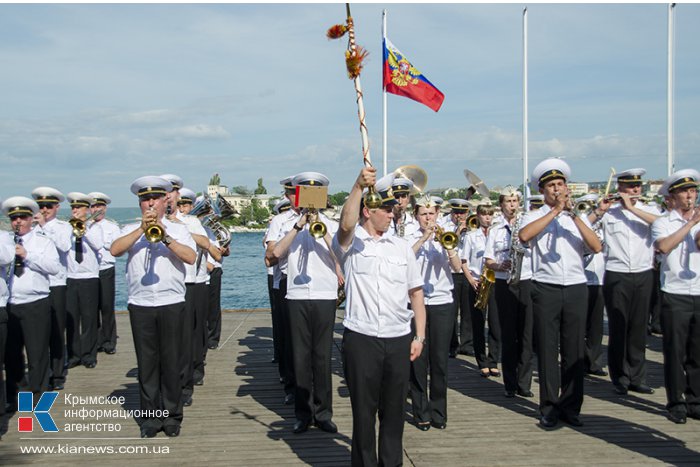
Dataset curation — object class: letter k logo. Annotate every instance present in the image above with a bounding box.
[18,392,59,432]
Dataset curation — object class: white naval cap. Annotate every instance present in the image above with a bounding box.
[499,185,522,198]
[2,196,39,218]
[616,168,646,183]
[531,158,571,190]
[363,173,398,207]
[87,191,111,206]
[130,176,173,197]
[575,193,599,204]
[178,188,197,204]
[430,196,444,206]
[292,171,330,187]
[272,198,291,214]
[67,192,93,208]
[31,186,65,204]
[529,194,544,208]
[448,198,470,212]
[659,168,700,196]
[159,174,184,190]
[391,177,414,194]
[280,176,294,189]
[414,193,438,208]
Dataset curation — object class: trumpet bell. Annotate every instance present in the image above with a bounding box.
[394,165,428,194]
[439,231,459,250]
[69,218,85,237]
[145,224,165,243]
[309,221,327,239]
[466,214,479,230]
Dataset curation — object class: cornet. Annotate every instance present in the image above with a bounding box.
[307,208,327,239]
[142,208,165,243]
[574,200,595,216]
[433,226,459,250]
[466,214,479,231]
[69,210,100,238]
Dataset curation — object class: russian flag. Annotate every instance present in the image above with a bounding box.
[383,37,445,112]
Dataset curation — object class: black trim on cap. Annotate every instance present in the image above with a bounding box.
[35,195,60,203]
[392,184,410,193]
[7,206,33,217]
[177,199,194,205]
[538,169,566,186]
[618,175,642,182]
[137,186,168,196]
[70,200,90,208]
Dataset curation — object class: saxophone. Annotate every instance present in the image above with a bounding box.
[507,213,525,285]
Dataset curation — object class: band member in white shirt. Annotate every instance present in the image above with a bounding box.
[651,169,700,424]
[577,194,608,377]
[592,168,659,396]
[408,195,462,431]
[272,172,340,434]
[265,177,299,405]
[65,192,104,369]
[390,177,418,239]
[0,212,15,419]
[519,158,602,428]
[31,186,72,390]
[442,199,474,358]
[462,203,500,378]
[2,197,60,409]
[333,168,426,467]
[88,192,121,355]
[111,176,196,438]
[484,186,534,398]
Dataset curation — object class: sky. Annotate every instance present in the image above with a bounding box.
[1,2,699,207]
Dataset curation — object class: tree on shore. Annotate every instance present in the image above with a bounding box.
[254,178,267,195]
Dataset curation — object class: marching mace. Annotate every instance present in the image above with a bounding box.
[327,4,383,208]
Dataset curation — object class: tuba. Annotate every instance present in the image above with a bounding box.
[474,267,496,311]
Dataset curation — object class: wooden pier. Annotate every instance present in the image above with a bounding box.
[1,310,699,465]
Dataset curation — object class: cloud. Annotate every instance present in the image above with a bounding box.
[161,124,230,140]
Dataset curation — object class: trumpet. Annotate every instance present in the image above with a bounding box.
[145,223,165,243]
[433,226,459,250]
[69,211,100,238]
[307,209,327,239]
[466,214,479,231]
[575,200,596,215]
[474,267,495,311]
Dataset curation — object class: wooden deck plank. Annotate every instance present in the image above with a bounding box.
[1,310,699,466]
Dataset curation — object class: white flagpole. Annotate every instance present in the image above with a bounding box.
[382,9,388,176]
[667,3,676,176]
[522,7,529,205]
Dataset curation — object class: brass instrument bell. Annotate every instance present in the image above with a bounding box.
[434,226,459,250]
[574,200,595,215]
[363,186,383,209]
[308,209,328,239]
[145,223,165,243]
[466,214,479,231]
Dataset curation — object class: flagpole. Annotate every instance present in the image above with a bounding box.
[382,9,388,176]
[667,3,675,177]
[522,7,529,205]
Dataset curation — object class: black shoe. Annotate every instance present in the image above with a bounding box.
[84,362,96,369]
[140,426,159,438]
[613,384,628,395]
[284,393,295,405]
[668,412,687,424]
[97,346,105,353]
[66,359,81,369]
[279,377,286,384]
[517,389,534,398]
[431,421,446,429]
[194,378,204,386]
[629,384,654,394]
[315,420,338,433]
[587,369,608,377]
[51,382,65,391]
[561,413,584,427]
[293,420,310,434]
[105,348,116,355]
[687,410,700,420]
[504,390,516,398]
[183,395,193,407]
[416,422,431,431]
[458,350,475,357]
[163,425,181,437]
[650,327,663,335]
[539,413,558,428]
[208,344,218,350]
[271,357,278,364]
[448,350,457,358]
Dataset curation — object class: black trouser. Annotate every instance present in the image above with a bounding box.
[661,293,700,417]
[470,284,500,369]
[343,329,412,467]
[48,285,67,386]
[129,302,184,431]
[207,267,223,348]
[649,267,662,333]
[66,277,100,366]
[181,283,196,399]
[97,267,117,352]
[275,276,295,395]
[585,285,606,373]
[5,298,51,407]
[269,275,281,364]
[531,281,587,418]
[410,302,454,425]
[288,299,336,423]
[450,273,473,354]
[497,279,533,393]
[603,269,653,388]
[192,282,209,384]
[0,306,7,416]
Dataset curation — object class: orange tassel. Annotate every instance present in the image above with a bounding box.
[326,24,347,39]
[345,46,369,79]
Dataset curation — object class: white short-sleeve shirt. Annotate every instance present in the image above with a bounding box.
[651,211,700,296]
[37,217,72,287]
[408,229,454,305]
[484,216,533,281]
[8,229,60,305]
[600,203,659,273]
[461,228,488,277]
